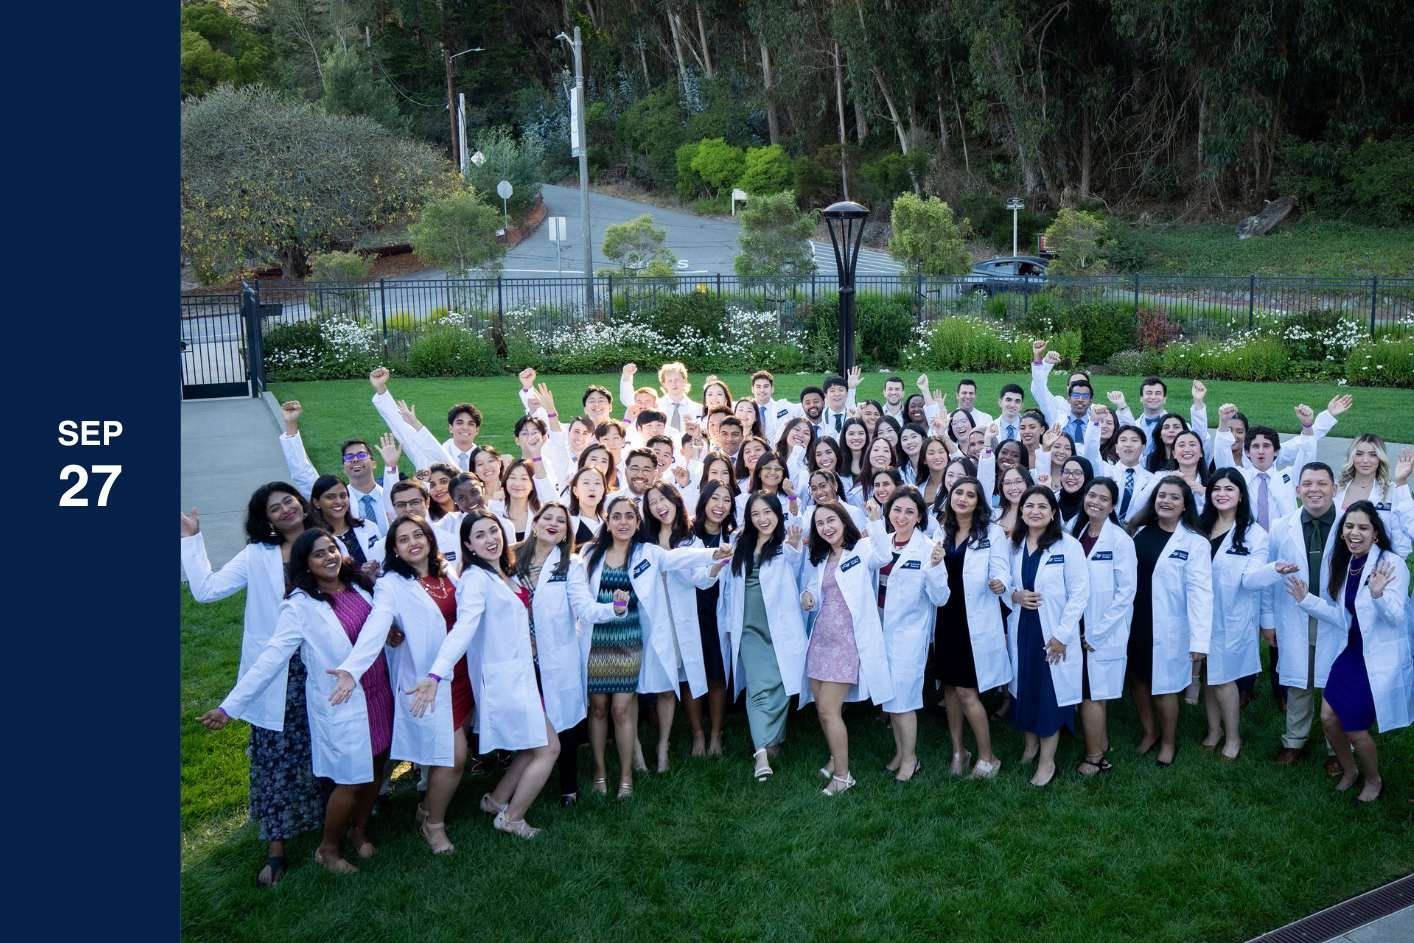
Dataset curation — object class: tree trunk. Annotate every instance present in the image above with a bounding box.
[695,4,715,79]
[1079,107,1092,199]
[668,13,690,90]
[759,38,780,145]
[833,42,850,200]
[948,58,969,176]
[637,33,651,87]
[874,69,909,156]
[855,100,868,144]
[936,95,951,160]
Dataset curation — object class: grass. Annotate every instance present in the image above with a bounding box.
[1121,220,1414,277]
[269,373,1414,475]
[181,586,1414,942]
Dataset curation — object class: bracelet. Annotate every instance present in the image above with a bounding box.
[1301,423,1313,430]
[546,411,558,418]
[426,672,442,683]
[531,456,543,463]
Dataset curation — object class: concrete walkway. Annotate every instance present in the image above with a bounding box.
[180,396,289,574]
[1336,906,1414,943]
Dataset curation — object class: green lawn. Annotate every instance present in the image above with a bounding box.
[270,372,1414,475]
[181,587,1414,942]
[1121,220,1414,277]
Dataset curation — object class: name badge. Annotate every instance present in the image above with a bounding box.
[1376,502,1391,512]
[1280,473,1291,484]
[1225,547,1249,556]
[548,573,568,583]
[772,548,784,558]
[840,555,861,572]
[365,533,380,549]
[975,539,991,549]
[632,560,652,578]
[444,550,457,561]
[901,559,922,570]
[1045,554,1065,565]
[776,408,789,419]
[1168,549,1188,561]
[1092,551,1113,561]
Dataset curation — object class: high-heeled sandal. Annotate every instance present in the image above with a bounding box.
[752,749,773,782]
[493,810,542,839]
[616,781,634,800]
[419,820,455,854]
[314,848,359,874]
[822,773,856,796]
[970,757,1002,780]
[480,793,509,815]
[347,829,376,859]
[949,750,973,777]
[591,777,608,796]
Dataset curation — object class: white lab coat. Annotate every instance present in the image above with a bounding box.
[1136,525,1215,696]
[639,537,716,698]
[527,548,620,732]
[337,519,384,564]
[1264,508,1344,689]
[338,570,459,768]
[1205,524,1283,684]
[945,524,1014,691]
[864,521,951,712]
[1006,533,1090,707]
[718,543,809,699]
[221,586,379,785]
[182,533,291,731]
[1076,519,1138,700]
[1335,481,1414,558]
[280,431,388,533]
[430,565,549,753]
[1296,546,1411,732]
[799,538,896,707]
[583,543,718,698]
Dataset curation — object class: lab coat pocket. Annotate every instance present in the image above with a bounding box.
[482,657,543,750]
[309,693,371,784]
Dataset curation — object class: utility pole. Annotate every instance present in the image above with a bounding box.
[570,27,593,312]
[443,44,459,169]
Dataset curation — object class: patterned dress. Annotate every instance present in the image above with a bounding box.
[247,651,323,841]
[589,564,643,694]
[330,590,394,757]
[806,557,860,684]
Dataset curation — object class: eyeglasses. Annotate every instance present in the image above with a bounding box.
[393,499,426,512]
[342,451,371,462]
[1070,393,1093,401]
[1061,470,1085,478]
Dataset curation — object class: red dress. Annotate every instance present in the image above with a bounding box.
[421,575,473,729]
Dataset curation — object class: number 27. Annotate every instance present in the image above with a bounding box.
[59,464,122,507]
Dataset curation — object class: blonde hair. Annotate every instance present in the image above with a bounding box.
[1338,433,1390,488]
[657,361,691,392]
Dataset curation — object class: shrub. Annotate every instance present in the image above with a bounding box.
[1044,209,1114,275]
[602,214,676,274]
[734,191,815,281]
[408,189,505,276]
[631,292,727,339]
[1258,310,1367,364]
[1019,298,1137,363]
[675,142,704,200]
[1345,337,1414,387]
[308,250,372,284]
[856,294,917,366]
[888,193,971,276]
[386,310,417,333]
[913,317,1081,372]
[737,145,792,195]
[263,317,380,380]
[1137,306,1183,350]
[404,324,500,377]
[1104,349,1164,376]
[1159,336,1291,381]
[462,125,544,220]
[690,138,746,197]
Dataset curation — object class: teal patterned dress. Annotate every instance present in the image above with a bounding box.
[589,564,643,694]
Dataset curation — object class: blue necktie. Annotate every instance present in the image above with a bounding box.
[1120,468,1135,518]
[1068,417,1085,442]
[1004,423,1016,442]
[360,494,377,521]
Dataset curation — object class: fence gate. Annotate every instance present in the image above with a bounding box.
[180,289,253,399]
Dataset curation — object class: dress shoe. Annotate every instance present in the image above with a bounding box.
[1274,747,1305,765]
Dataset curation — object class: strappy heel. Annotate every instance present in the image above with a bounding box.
[420,819,454,854]
[822,773,856,796]
[752,748,773,782]
[480,793,508,815]
[493,810,542,839]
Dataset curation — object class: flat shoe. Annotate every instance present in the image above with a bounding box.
[480,793,508,815]
[894,760,923,784]
[949,751,973,777]
[493,810,541,839]
[314,848,358,875]
[256,855,286,888]
[1219,748,1241,763]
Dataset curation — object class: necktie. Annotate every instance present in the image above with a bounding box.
[1120,468,1135,518]
[360,494,377,521]
[1068,416,1085,443]
[1004,423,1016,442]
[1255,472,1271,531]
[834,413,842,432]
[670,402,682,431]
[457,451,470,472]
[758,405,767,432]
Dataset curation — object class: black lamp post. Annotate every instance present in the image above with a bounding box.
[822,200,869,376]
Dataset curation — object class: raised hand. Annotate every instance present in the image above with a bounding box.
[712,541,733,561]
[1032,339,1047,360]
[672,465,690,486]
[377,432,401,468]
[781,477,796,498]
[1327,393,1353,417]
[847,365,862,389]
[280,400,303,434]
[326,668,357,705]
[916,373,931,391]
[931,389,947,412]
[800,590,816,612]
[1091,403,1110,422]
[622,362,638,379]
[986,421,1000,444]
[786,525,803,548]
[1218,403,1237,427]
[180,508,201,537]
[518,366,537,390]
[1294,404,1315,427]
[1043,349,1062,366]
[1191,379,1207,403]
[1394,449,1413,487]
[535,382,558,416]
[1368,560,1396,598]
[198,707,228,730]
[1285,576,1308,601]
[396,400,424,431]
[1107,390,1127,409]
[865,498,881,521]
[369,366,390,394]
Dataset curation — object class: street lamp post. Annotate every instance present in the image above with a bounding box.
[443,45,484,171]
[557,29,593,314]
[1006,196,1024,257]
[822,200,869,376]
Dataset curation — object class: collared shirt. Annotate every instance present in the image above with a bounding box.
[1301,505,1336,586]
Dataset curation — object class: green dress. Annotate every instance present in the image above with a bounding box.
[589,564,642,694]
[739,557,788,750]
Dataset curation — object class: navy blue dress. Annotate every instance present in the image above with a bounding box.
[1011,545,1075,737]
[1324,556,1377,732]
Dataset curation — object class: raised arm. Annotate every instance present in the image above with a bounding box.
[277,400,320,496]
[180,514,250,602]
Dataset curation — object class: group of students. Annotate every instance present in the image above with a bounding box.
[183,349,1414,885]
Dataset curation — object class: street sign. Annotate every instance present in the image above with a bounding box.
[470,150,486,167]
[547,216,567,242]
[496,180,513,200]
[731,188,749,216]
[569,86,583,156]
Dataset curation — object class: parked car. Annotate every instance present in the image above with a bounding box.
[960,255,1050,296]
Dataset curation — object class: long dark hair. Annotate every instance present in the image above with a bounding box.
[734,435,771,480]
[513,502,574,582]
[568,465,606,517]
[807,434,845,475]
[285,528,371,601]
[383,515,447,579]
[245,482,318,546]
[748,450,788,495]
[1145,413,1191,473]
[883,486,930,536]
[1326,500,1393,600]
[459,509,513,577]
[775,416,815,462]
[915,435,953,486]
[585,495,645,574]
[500,459,543,514]
[1127,475,1202,536]
[642,482,693,547]
[1011,485,1064,551]
[862,439,898,489]
[425,462,460,521]
[692,479,738,542]
[1056,456,1095,523]
[733,492,787,575]
[838,417,871,477]
[698,451,740,498]
[867,467,903,501]
[1071,477,1119,537]
[807,501,863,566]
[310,474,366,532]
[941,476,993,548]
[1198,467,1254,553]
[578,443,618,490]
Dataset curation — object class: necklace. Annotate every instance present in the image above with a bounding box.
[418,574,452,600]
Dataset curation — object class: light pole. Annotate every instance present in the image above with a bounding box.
[822,200,869,376]
[443,45,484,171]
[1006,196,1024,257]
[557,29,594,314]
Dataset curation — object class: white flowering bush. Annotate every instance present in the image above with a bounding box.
[264,317,380,380]
[1345,336,1414,387]
[1159,333,1291,381]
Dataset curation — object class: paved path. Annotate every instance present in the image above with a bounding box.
[1336,906,1414,943]
[180,396,289,575]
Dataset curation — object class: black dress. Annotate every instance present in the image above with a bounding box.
[1127,525,1174,686]
[934,537,979,688]
[695,532,727,685]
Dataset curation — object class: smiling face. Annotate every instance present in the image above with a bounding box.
[809,472,838,505]
[583,389,612,422]
[1019,416,1043,447]
[1159,417,1184,447]
[824,384,847,411]
[391,488,428,519]
[265,490,304,532]
[583,447,611,482]
[473,451,501,488]
[1153,483,1186,523]
[704,455,732,486]
[872,473,896,505]
[888,497,920,539]
[504,465,532,500]
[757,458,785,490]
[625,455,656,495]
[874,422,899,446]
[1140,382,1166,412]
[568,418,594,454]
[703,486,732,524]
[306,534,344,587]
[465,516,503,563]
[1059,459,1087,494]
[428,470,453,506]
[449,411,479,449]
[749,497,780,537]
[1002,468,1027,504]
[787,422,812,449]
[598,425,626,454]
[997,441,1023,472]
[813,440,838,472]
[868,438,894,469]
[646,488,676,525]
[607,500,640,541]
[1208,475,1241,513]
[1116,428,1144,464]
[1340,509,1376,556]
[452,478,485,514]
[884,379,904,405]
[1067,384,1092,417]
[392,519,430,567]
[516,422,544,451]
[814,506,845,547]
[650,441,674,468]
[1298,467,1335,516]
[900,428,923,458]
[734,399,757,431]
[1050,436,1074,466]
[1350,442,1381,478]
[925,439,949,472]
[749,378,772,406]
[535,505,568,544]
[957,383,977,411]
[905,396,926,423]
[943,461,967,491]
[706,383,731,410]
[1172,432,1203,467]
[660,368,687,398]
[844,423,868,452]
[1021,493,1054,529]
[1097,410,1115,439]
[315,482,349,522]
[949,481,980,518]
[950,412,972,440]
[341,442,372,480]
[1083,483,1114,521]
[718,424,744,455]
[741,440,766,473]
[999,389,1023,418]
[801,392,824,422]
[857,403,881,428]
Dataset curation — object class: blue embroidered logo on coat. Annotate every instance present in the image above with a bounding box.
[776,408,789,419]
[1169,549,1188,560]
[840,556,861,571]
[1225,547,1249,556]
[975,539,991,549]
[632,560,651,577]
[1092,551,1113,561]
[1045,555,1064,565]
[901,559,922,570]
[548,573,568,583]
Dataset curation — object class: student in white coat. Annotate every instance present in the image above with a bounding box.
[712,493,807,782]
[181,484,323,888]
[408,511,574,839]
[1082,410,1155,524]
[1283,501,1411,803]
[278,401,389,533]
[1195,469,1284,760]
[1125,477,1215,767]
[641,482,715,773]
[863,487,951,783]
[334,515,468,855]
[1335,436,1414,558]
[799,502,895,796]
[1006,487,1090,787]
[203,530,395,875]
[688,480,737,756]
[931,477,1012,778]
[1069,478,1137,776]
[309,474,383,574]
[510,503,627,806]
[580,496,728,799]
